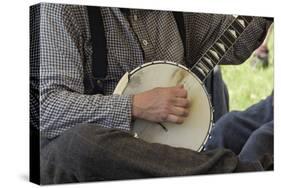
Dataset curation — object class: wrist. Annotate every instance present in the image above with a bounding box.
[132,94,142,119]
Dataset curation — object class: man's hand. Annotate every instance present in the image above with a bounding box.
[132,85,190,124]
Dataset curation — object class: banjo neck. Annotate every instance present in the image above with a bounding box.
[191,15,253,82]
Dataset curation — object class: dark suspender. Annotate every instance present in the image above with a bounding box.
[86,7,187,94]
[87,6,107,94]
[173,11,187,67]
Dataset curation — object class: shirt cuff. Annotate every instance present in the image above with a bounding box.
[103,94,133,132]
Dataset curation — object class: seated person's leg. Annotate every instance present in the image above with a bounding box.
[239,120,273,163]
[205,95,273,154]
[40,124,261,184]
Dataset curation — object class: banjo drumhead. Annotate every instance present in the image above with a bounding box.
[114,61,212,151]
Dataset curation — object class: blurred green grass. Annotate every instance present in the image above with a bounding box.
[220,27,274,111]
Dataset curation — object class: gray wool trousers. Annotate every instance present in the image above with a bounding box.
[40,124,263,185]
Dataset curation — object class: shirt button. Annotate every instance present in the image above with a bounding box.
[133,15,138,21]
[142,40,148,46]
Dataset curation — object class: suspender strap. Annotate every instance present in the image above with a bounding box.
[86,8,188,94]
[87,6,107,94]
[173,12,188,67]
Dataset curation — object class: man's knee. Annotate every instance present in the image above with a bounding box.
[41,124,129,157]
[52,124,124,145]
[248,122,273,145]
[40,124,127,184]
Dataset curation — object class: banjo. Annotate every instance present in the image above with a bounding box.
[114,15,253,151]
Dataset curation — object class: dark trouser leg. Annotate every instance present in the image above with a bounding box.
[239,121,273,163]
[205,66,229,122]
[40,124,261,185]
[205,95,273,154]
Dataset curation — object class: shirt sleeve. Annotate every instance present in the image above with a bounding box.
[184,13,272,65]
[221,16,273,65]
[38,3,133,139]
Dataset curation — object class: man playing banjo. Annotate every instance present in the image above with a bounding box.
[30,3,273,184]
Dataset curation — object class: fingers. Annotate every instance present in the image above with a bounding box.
[172,85,188,98]
[165,86,190,124]
[171,106,188,116]
[166,114,185,124]
[172,98,191,108]
[161,106,189,124]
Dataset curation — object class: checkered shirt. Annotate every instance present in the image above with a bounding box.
[30,3,271,138]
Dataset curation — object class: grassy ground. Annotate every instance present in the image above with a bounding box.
[220,26,274,111]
